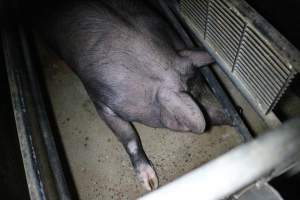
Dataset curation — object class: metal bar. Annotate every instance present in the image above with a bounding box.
[232,24,247,72]
[2,23,73,199]
[2,27,47,200]
[200,67,253,141]
[19,27,72,200]
[139,118,300,200]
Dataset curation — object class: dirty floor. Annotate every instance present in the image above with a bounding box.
[40,49,242,200]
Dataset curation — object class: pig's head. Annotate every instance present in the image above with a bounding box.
[158,88,206,133]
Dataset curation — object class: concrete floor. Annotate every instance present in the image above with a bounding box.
[39,48,242,199]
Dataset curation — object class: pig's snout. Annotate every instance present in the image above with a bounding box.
[158,89,206,134]
[181,105,206,134]
[186,111,206,134]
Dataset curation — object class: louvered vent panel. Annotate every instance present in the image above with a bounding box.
[234,26,294,112]
[180,0,208,37]
[206,0,244,67]
[179,0,297,114]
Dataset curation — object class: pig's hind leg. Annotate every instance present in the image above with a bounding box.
[95,103,159,191]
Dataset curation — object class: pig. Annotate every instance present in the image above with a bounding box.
[36,0,218,191]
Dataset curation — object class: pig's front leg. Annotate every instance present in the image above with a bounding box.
[178,49,215,68]
[95,103,159,191]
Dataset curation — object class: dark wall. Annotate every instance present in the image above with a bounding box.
[247,0,300,49]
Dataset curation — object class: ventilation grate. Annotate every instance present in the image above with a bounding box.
[180,0,297,114]
[206,0,245,68]
[180,0,208,36]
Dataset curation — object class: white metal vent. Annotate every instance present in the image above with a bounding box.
[180,0,297,114]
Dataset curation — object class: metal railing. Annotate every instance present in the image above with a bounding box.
[140,118,300,200]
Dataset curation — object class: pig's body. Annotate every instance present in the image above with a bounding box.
[37,0,216,191]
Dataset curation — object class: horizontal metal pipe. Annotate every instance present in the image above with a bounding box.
[139,118,300,200]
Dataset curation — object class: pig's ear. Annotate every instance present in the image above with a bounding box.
[158,88,206,133]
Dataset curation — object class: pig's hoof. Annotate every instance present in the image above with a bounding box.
[136,162,159,191]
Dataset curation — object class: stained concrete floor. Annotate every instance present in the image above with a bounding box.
[39,48,242,199]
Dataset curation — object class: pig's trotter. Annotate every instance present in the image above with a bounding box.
[95,103,159,190]
[135,161,158,191]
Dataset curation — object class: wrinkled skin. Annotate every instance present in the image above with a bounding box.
[37,0,216,191]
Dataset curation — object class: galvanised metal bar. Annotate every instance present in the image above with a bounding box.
[19,27,72,200]
[2,26,47,200]
[139,118,300,200]
[2,25,72,200]
[200,67,253,142]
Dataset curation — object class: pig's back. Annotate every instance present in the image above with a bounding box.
[38,0,182,82]
[38,1,133,69]
[38,0,184,106]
